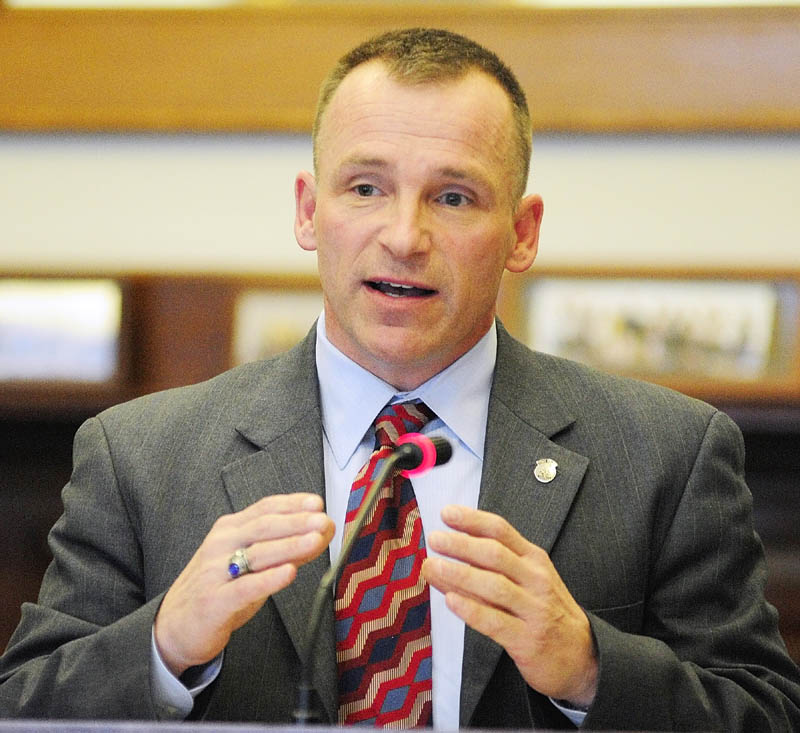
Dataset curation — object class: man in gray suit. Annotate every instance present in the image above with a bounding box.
[2,28,799,730]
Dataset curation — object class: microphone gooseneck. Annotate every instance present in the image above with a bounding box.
[292,433,452,725]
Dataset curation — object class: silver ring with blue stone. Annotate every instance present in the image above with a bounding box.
[227,547,251,579]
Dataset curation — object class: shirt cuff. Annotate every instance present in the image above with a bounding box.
[550,697,588,727]
[150,627,223,719]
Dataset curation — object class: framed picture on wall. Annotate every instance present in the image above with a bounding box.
[0,277,126,384]
[232,278,322,366]
[0,275,136,417]
[498,269,800,402]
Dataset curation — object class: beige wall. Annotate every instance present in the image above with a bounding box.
[1,133,798,275]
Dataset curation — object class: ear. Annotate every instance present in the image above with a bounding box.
[294,171,318,252]
[505,194,543,273]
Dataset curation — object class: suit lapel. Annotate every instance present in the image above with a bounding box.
[220,327,338,723]
[460,324,590,726]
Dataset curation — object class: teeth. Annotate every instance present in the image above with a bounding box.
[368,280,434,297]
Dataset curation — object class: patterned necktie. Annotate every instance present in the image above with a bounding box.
[335,401,435,728]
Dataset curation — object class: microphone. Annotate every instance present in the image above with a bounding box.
[292,433,452,724]
[395,433,453,476]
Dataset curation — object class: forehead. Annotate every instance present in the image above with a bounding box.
[315,61,516,184]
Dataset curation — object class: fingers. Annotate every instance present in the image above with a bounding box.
[427,529,528,588]
[154,492,334,676]
[218,562,298,614]
[423,552,526,614]
[421,504,598,706]
[216,492,325,543]
[438,504,532,556]
[223,510,334,575]
[426,505,549,589]
[210,493,334,572]
[439,588,525,650]
[423,504,546,632]
[241,523,330,574]
[232,492,323,523]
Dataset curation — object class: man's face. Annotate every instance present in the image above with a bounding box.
[295,61,542,390]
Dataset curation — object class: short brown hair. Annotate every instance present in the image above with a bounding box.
[312,27,532,202]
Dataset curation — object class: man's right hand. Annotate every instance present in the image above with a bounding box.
[153,493,334,677]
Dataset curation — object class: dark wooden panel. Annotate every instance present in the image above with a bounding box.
[0,419,77,649]
[129,277,236,392]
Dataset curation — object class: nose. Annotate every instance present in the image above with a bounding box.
[378,196,430,258]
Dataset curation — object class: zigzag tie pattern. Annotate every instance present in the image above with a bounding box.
[335,401,435,728]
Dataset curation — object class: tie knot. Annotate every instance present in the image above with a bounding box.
[374,401,435,449]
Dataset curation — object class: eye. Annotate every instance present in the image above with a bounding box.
[438,191,471,207]
[354,183,379,197]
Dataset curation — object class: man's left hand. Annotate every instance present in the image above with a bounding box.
[422,504,598,709]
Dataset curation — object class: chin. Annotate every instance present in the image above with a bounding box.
[365,326,431,355]
[377,349,453,391]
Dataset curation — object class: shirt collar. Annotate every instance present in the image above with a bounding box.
[316,311,496,469]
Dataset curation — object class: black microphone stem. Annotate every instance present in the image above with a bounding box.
[292,445,416,724]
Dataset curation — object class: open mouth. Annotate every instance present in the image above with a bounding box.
[366,280,436,298]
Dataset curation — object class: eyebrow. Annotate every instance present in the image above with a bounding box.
[338,156,488,187]
[338,155,389,171]
[437,166,481,182]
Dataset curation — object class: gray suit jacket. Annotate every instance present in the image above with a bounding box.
[2,324,799,730]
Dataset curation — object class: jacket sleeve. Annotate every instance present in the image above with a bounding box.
[0,416,163,719]
[583,410,800,731]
